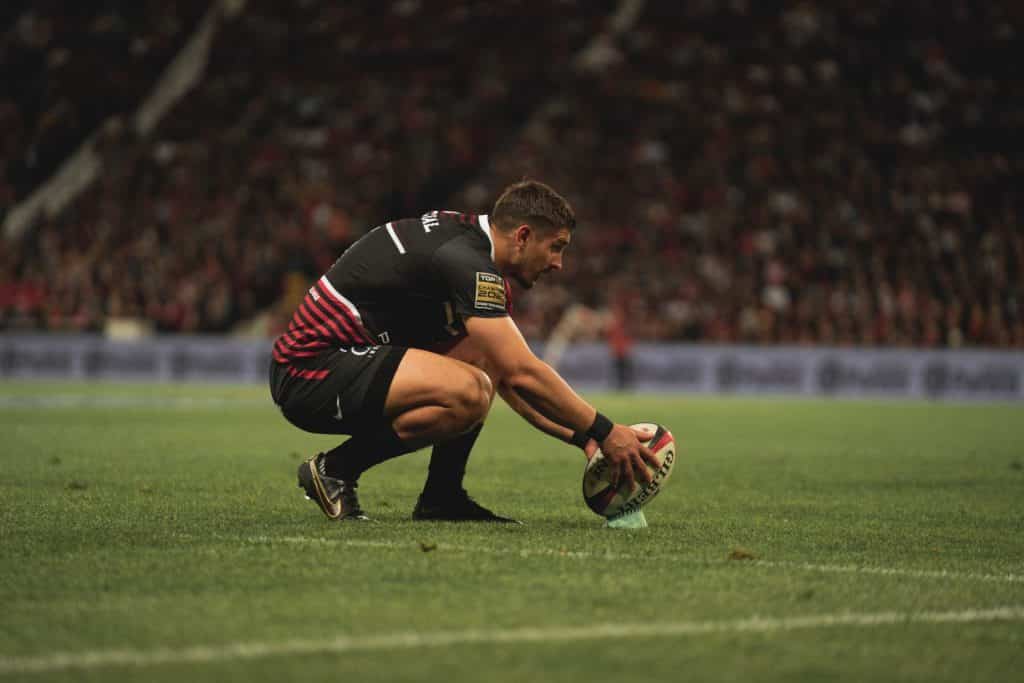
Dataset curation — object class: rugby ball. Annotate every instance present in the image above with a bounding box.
[582,422,676,519]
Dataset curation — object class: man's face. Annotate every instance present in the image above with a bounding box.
[512,226,571,289]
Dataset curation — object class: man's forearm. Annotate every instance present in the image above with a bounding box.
[497,380,576,445]
[504,360,596,434]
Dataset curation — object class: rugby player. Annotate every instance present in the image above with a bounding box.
[270,180,658,523]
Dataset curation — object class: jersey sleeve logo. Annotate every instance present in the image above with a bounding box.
[474,272,507,311]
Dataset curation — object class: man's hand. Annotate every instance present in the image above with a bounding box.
[598,424,659,490]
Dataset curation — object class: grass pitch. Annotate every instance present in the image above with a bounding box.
[1,381,1022,682]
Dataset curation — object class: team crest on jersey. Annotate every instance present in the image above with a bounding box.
[474,272,506,311]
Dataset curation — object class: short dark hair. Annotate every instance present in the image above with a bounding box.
[491,180,576,234]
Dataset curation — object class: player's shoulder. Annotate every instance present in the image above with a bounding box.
[427,211,494,260]
[428,210,487,238]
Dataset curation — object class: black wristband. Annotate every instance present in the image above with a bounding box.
[586,412,614,444]
[570,430,589,449]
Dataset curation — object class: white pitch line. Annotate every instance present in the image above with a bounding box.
[1,606,1022,675]
[753,560,1024,585]
[243,536,1024,585]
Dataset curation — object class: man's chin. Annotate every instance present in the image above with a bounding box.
[513,274,533,289]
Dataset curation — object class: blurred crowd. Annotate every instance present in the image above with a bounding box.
[0,1,207,206]
[2,0,1022,348]
[457,0,1023,347]
[1,0,610,333]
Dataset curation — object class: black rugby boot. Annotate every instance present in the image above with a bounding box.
[297,453,370,521]
[412,488,521,524]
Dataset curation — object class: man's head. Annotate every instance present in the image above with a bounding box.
[490,180,576,289]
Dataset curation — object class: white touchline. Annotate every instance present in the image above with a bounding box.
[1,607,1022,675]
[242,536,1024,585]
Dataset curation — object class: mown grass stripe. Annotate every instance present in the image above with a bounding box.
[2,607,1022,675]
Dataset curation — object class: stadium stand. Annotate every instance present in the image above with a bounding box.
[1,0,1021,348]
[1,0,614,333]
[0,1,207,204]
[456,1,1023,347]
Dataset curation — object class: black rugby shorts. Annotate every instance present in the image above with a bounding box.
[269,345,407,435]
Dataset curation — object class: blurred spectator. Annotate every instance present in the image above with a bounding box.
[606,294,635,390]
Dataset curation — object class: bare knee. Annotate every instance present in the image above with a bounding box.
[385,350,495,444]
[451,367,492,433]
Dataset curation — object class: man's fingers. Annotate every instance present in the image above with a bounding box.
[619,458,637,492]
[632,452,654,484]
[632,426,655,441]
[606,457,620,486]
[639,444,660,470]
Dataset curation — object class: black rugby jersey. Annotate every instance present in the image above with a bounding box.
[272,211,510,364]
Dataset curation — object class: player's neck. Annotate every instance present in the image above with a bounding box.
[490,229,513,272]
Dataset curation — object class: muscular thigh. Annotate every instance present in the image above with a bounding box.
[384,347,492,417]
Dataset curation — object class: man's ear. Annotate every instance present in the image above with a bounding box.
[513,224,532,247]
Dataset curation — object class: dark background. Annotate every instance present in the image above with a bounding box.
[1,1,1021,347]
